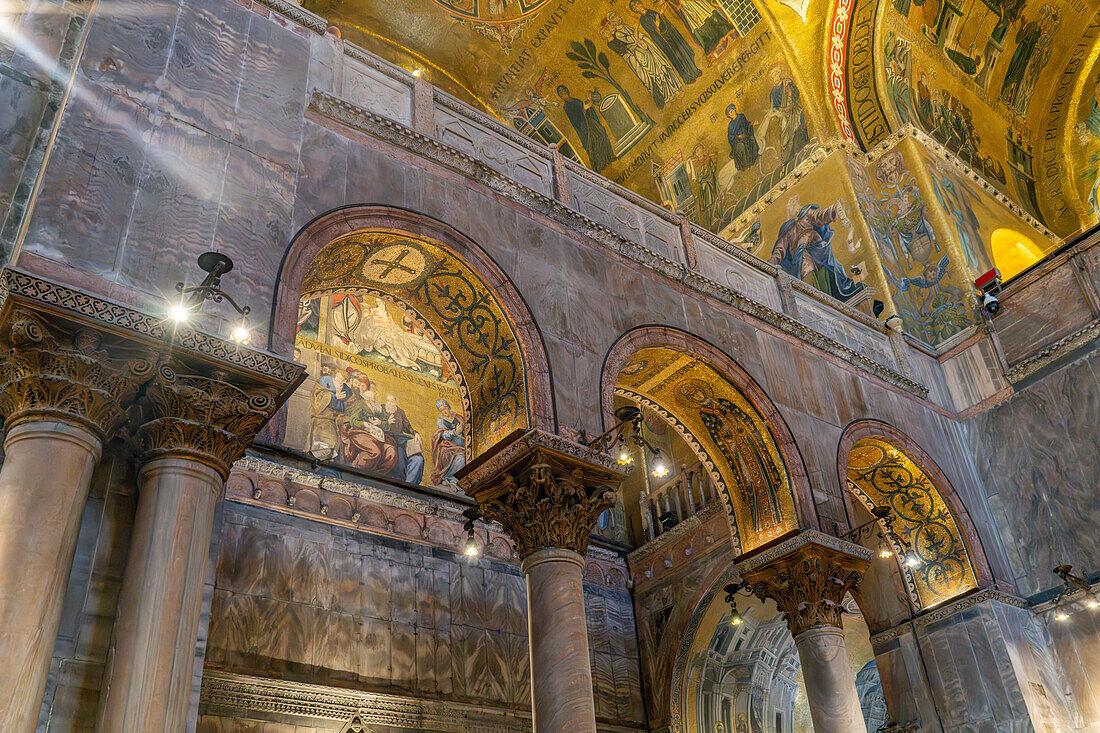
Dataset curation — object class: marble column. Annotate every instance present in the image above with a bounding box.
[0,318,148,733]
[523,548,595,731]
[737,530,872,733]
[457,430,627,733]
[97,371,277,733]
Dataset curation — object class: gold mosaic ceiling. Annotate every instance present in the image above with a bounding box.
[309,0,1100,238]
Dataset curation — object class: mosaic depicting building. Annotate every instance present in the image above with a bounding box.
[2,0,1100,730]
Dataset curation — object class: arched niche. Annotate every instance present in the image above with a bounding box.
[602,327,817,553]
[837,421,994,613]
[669,568,882,733]
[271,206,554,475]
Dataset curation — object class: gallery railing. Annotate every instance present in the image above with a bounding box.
[640,461,717,541]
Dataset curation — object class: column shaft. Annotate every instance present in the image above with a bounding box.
[522,548,597,733]
[96,456,223,733]
[794,627,866,733]
[0,419,102,732]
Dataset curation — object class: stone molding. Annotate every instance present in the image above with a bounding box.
[201,670,648,732]
[1003,318,1100,383]
[868,587,1029,646]
[306,92,928,398]
[736,530,872,636]
[201,671,525,732]
[0,268,304,386]
[457,429,627,560]
[137,365,280,478]
[0,309,155,441]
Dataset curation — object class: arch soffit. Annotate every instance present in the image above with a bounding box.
[271,205,555,439]
[601,326,819,537]
[836,419,995,590]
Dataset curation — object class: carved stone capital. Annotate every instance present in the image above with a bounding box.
[456,429,627,560]
[736,530,871,637]
[0,310,155,440]
[137,364,279,479]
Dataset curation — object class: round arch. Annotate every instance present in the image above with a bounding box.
[601,326,819,540]
[270,204,556,447]
[836,420,996,611]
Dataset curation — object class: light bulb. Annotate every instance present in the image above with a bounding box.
[651,459,669,479]
[230,322,251,344]
[169,303,190,323]
[618,448,633,465]
[878,547,894,559]
[1087,598,1099,610]
[731,612,743,626]
[463,532,479,557]
[1054,609,1070,621]
[412,68,424,77]
[904,553,920,568]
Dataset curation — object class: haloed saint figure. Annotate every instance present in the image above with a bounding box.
[678,379,786,537]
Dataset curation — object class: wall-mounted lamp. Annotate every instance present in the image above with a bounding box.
[845,505,920,569]
[724,581,750,626]
[583,405,669,479]
[462,507,481,558]
[170,252,253,344]
[1050,564,1100,622]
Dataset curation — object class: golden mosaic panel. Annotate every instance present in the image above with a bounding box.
[847,438,977,608]
[616,346,797,550]
[302,230,529,455]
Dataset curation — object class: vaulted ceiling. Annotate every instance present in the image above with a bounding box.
[307,0,1100,239]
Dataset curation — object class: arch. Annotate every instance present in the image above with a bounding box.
[601,326,819,546]
[270,205,555,459]
[836,420,995,611]
[271,204,554,436]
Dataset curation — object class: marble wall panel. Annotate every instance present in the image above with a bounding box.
[78,0,179,103]
[341,57,412,126]
[566,172,673,260]
[159,0,249,140]
[434,107,553,197]
[22,82,153,273]
[0,76,46,228]
[972,352,1100,596]
[233,14,310,165]
[117,116,227,291]
[791,292,893,369]
[693,244,783,311]
[203,503,644,724]
[995,265,1095,365]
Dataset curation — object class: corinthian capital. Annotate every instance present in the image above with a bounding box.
[137,364,279,478]
[0,310,155,440]
[456,430,627,560]
[736,530,872,637]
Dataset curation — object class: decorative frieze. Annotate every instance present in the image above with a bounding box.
[736,530,872,637]
[457,429,627,560]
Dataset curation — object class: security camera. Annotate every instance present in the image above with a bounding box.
[981,291,1000,314]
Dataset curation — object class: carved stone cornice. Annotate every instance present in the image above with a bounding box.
[0,309,155,440]
[869,587,1028,646]
[137,364,279,478]
[736,530,872,637]
[1003,318,1100,383]
[456,429,627,560]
